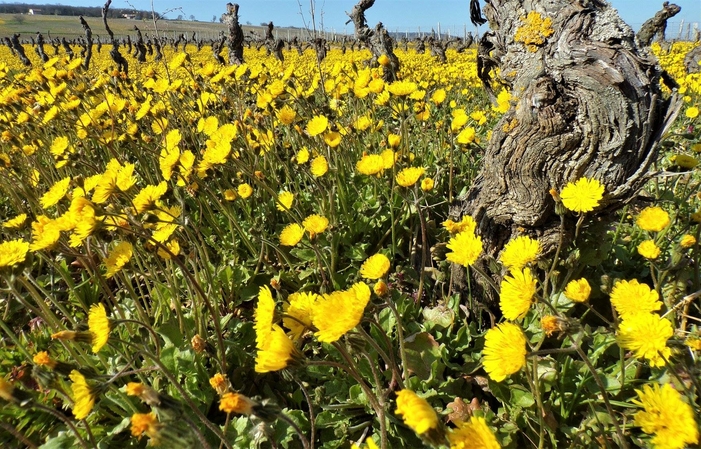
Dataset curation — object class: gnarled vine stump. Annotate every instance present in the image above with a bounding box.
[451,0,683,302]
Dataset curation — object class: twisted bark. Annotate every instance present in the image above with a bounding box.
[451,0,683,302]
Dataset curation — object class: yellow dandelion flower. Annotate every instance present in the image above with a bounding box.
[381,149,397,169]
[41,177,71,208]
[359,254,391,279]
[680,234,696,249]
[219,392,254,415]
[324,131,342,148]
[254,286,275,350]
[284,291,317,341]
[499,236,540,271]
[448,416,501,449]
[277,105,297,125]
[559,177,604,213]
[104,241,133,278]
[431,88,446,105]
[395,389,439,435]
[238,183,253,199]
[686,106,699,119]
[617,313,672,367]
[306,115,328,137]
[387,133,401,148]
[637,240,661,259]
[421,178,434,192]
[88,303,110,353]
[296,147,310,164]
[357,154,385,175]
[482,322,527,382]
[499,267,537,321]
[456,126,476,144]
[255,324,298,373]
[132,182,167,214]
[277,191,295,211]
[130,412,161,441]
[636,206,670,232]
[312,282,371,343]
[302,214,329,238]
[0,239,29,269]
[564,278,591,302]
[70,370,95,420]
[396,167,425,187]
[633,383,699,449]
[280,223,305,246]
[446,230,482,268]
[443,216,477,235]
[310,155,329,177]
[610,279,661,319]
[209,373,229,396]
[3,214,28,229]
[387,80,418,97]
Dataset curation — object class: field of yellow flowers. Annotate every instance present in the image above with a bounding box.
[0,37,699,448]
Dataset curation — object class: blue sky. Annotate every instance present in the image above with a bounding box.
[3,0,700,36]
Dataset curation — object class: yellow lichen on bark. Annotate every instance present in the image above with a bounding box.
[514,11,554,52]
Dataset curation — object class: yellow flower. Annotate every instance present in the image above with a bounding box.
[373,279,389,297]
[41,177,71,208]
[255,324,298,373]
[446,230,482,267]
[224,189,237,201]
[680,234,696,249]
[277,191,295,211]
[499,268,537,321]
[564,278,591,302]
[670,154,698,169]
[431,89,446,105]
[633,384,699,449]
[219,392,254,415]
[284,291,317,341]
[306,115,328,137]
[116,163,136,192]
[354,115,372,131]
[209,373,229,396]
[312,282,371,343]
[617,313,672,367]
[686,106,699,119]
[395,389,440,435]
[88,303,110,353]
[499,236,540,271]
[443,216,477,235]
[238,183,253,199]
[456,126,476,144]
[255,286,275,350]
[29,216,61,251]
[396,167,425,187]
[448,416,501,449]
[280,223,305,246]
[130,412,161,441]
[381,149,397,168]
[33,351,58,369]
[104,241,133,278]
[302,214,329,238]
[636,206,670,232]
[277,105,297,125]
[541,315,561,337]
[421,178,434,192]
[610,279,661,319]
[378,54,390,66]
[70,370,95,420]
[132,182,168,214]
[3,214,27,229]
[637,239,661,259]
[387,133,401,148]
[324,131,342,148]
[310,155,329,177]
[357,154,385,175]
[360,254,391,279]
[559,177,604,213]
[387,80,418,96]
[0,239,29,269]
[482,322,527,382]
[296,147,310,164]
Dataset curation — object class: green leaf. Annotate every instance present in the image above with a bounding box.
[404,332,442,381]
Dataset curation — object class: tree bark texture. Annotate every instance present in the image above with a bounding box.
[451,0,683,298]
[346,0,400,82]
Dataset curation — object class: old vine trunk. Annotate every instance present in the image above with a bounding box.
[452,0,683,300]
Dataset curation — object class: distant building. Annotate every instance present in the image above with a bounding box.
[28,9,43,15]
[122,13,137,20]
